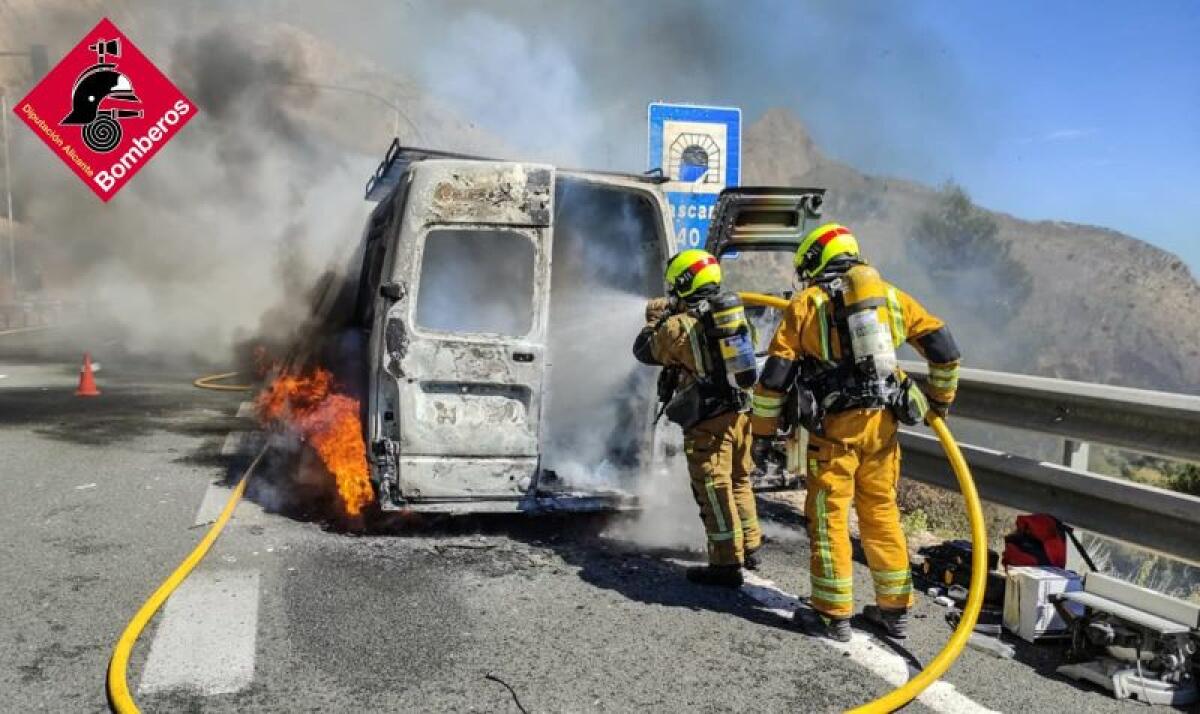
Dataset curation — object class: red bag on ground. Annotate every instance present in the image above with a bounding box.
[1002,513,1068,568]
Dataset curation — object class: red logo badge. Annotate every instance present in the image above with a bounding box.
[12,17,197,201]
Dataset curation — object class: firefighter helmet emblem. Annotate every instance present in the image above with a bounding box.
[59,38,144,153]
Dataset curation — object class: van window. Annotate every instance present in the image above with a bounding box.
[414,228,536,337]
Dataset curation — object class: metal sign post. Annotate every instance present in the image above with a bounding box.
[1,91,14,295]
[648,102,741,251]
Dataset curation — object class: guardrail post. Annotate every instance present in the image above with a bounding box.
[1061,439,1090,471]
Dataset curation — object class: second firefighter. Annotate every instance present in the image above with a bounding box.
[751,223,962,642]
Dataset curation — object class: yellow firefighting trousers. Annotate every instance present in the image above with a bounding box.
[806,408,914,618]
[683,411,763,566]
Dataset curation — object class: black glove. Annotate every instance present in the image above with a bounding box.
[893,376,929,426]
[928,398,951,420]
[795,386,823,433]
[750,437,774,471]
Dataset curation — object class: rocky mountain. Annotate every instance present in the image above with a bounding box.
[745,109,1200,394]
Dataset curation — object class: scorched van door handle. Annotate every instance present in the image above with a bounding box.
[512,352,535,363]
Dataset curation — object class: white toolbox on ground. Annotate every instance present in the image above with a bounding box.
[1003,566,1084,642]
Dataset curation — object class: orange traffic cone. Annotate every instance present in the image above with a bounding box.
[76,352,101,397]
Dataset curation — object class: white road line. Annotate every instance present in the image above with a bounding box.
[235,401,255,419]
[220,431,250,456]
[193,482,231,527]
[139,570,261,696]
[739,571,1000,714]
[0,325,54,337]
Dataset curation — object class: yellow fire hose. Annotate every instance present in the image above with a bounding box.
[106,445,267,714]
[738,292,986,714]
[192,371,253,392]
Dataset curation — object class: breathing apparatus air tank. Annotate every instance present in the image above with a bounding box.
[706,292,758,390]
[839,264,899,386]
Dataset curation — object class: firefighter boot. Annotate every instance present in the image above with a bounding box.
[794,607,852,642]
[862,605,910,639]
[686,564,744,588]
[743,547,761,571]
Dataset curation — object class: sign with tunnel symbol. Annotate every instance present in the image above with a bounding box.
[13,17,196,201]
[648,103,741,250]
[669,131,722,185]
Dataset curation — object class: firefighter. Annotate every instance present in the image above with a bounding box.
[750,223,961,641]
[633,249,762,588]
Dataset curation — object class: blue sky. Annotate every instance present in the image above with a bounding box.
[904,2,1200,273]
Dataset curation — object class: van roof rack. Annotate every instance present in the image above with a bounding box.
[365,140,669,201]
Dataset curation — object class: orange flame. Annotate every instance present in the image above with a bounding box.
[256,368,374,517]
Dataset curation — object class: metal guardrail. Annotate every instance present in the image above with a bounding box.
[894,360,1200,565]
[901,361,1200,462]
[0,299,80,331]
[899,430,1200,567]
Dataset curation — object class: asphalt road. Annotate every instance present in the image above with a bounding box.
[0,330,1162,712]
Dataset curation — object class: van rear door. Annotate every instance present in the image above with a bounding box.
[372,160,554,502]
[704,186,826,259]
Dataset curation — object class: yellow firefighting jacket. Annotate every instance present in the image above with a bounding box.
[750,280,960,436]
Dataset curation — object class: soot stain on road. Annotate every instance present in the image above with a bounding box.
[0,382,241,447]
[17,642,104,683]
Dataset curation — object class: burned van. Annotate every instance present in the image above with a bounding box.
[320,144,825,513]
[318,144,672,512]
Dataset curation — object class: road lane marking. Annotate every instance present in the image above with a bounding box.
[220,431,251,456]
[138,570,260,696]
[236,401,255,419]
[738,571,999,714]
[194,483,231,527]
[0,325,55,337]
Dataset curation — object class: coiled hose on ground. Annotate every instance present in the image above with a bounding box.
[192,371,253,392]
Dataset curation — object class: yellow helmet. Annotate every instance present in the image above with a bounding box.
[665,249,722,298]
[795,222,860,278]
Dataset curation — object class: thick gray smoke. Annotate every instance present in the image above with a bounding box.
[284,0,984,177]
[3,0,981,363]
[4,7,374,362]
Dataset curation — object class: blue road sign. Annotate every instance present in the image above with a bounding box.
[648,103,741,251]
